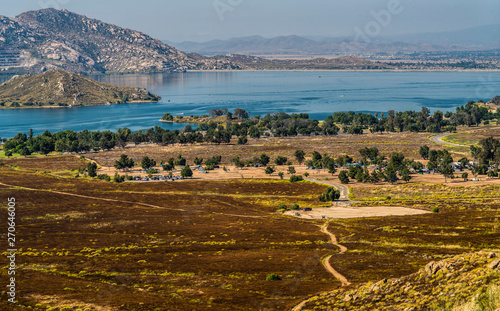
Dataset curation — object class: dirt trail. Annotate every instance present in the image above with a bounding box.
[320,221,350,286]
[292,221,350,311]
[0,182,187,212]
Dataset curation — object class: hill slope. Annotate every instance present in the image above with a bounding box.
[0,9,242,73]
[0,69,160,108]
[296,250,500,311]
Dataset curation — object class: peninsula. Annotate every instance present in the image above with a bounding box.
[0,69,161,108]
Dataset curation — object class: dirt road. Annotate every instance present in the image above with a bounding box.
[429,133,464,146]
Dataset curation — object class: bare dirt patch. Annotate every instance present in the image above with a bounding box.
[284,206,430,220]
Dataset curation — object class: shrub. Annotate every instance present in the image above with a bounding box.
[290,204,300,210]
[237,136,248,145]
[289,175,304,183]
[266,273,281,281]
[181,166,193,178]
[275,156,288,165]
[338,171,349,184]
[432,207,440,213]
[97,174,111,182]
[319,187,341,202]
[114,173,125,183]
[278,204,288,211]
[265,166,276,175]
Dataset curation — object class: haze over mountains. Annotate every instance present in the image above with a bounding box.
[0,9,242,74]
[167,24,500,56]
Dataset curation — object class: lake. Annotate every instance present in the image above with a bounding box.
[0,71,499,138]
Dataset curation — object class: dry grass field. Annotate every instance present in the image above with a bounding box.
[1,130,500,311]
[88,132,439,168]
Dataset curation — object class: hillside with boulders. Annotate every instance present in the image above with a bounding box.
[296,250,500,311]
[0,69,160,108]
[0,9,243,74]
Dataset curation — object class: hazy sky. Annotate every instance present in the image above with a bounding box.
[2,0,499,42]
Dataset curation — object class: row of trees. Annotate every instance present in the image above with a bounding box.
[331,101,496,134]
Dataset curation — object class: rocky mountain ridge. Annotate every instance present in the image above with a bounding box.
[0,9,243,74]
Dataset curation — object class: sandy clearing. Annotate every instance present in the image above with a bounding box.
[284,205,429,220]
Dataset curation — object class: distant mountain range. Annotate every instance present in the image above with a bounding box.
[167,24,500,56]
[0,9,242,74]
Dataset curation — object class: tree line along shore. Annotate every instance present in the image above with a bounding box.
[1,97,499,158]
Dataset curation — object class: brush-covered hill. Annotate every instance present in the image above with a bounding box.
[0,9,242,74]
[296,250,500,311]
[0,69,160,108]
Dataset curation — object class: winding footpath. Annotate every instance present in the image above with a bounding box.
[320,221,350,286]
[292,221,350,311]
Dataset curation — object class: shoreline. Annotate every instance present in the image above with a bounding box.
[0,100,160,110]
[186,68,500,73]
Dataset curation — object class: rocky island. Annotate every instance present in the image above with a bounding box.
[0,69,161,108]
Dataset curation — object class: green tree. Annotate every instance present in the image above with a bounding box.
[141,156,156,170]
[287,166,296,175]
[289,175,304,182]
[470,145,482,161]
[114,154,135,171]
[327,161,337,176]
[194,157,204,166]
[87,162,98,177]
[400,167,411,183]
[294,150,306,164]
[19,147,31,157]
[230,156,245,168]
[275,156,288,166]
[161,113,174,121]
[39,136,55,156]
[237,136,248,145]
[260,154,271,166]
[419,145,430,160]
[278,172,284,179]
[318,187,341,202]
[438,163,455,183]
[5,150,13,157]
[175,154,187,166]
[113,172,125,183]
[338,171,350,184]
[462,172,469,181]
[181,166,193,178]
[265,166,276,175]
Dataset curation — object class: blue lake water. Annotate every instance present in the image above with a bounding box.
[0,71,499,138]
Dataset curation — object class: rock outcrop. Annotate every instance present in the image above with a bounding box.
[0,69,160,108]
[296,250,500,311]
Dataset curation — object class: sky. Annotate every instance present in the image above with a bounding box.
[1,0,499,42]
